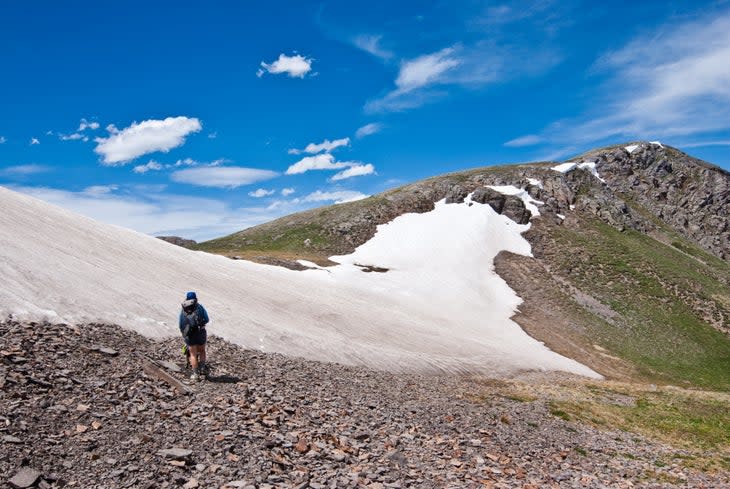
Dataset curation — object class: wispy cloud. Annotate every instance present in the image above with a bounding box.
[504,134,543,147]
[10,184,294,241]
[30,138,40,145]
[83,185,118,196]
[248,188,275,198]
[133,157,227,174]
[0,164,50,177]
[0,136,6,144]
[257,53,313,78]
[94,116,202,165]
[355,123,382,139]
[59,133,88,142]
[171,166,278,189]
[535,9,730,146]
[281,187,295,196]
[353,34,393,59]
[303,190,369,204]
[330,163,375,181]
[288,137,350,155]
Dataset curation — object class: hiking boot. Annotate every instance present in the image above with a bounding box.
[190,372,200,382]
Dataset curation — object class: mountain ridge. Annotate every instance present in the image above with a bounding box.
[196,141,730,390]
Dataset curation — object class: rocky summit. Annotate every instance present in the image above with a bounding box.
[1,320,728,488]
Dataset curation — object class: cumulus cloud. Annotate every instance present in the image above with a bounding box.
[248,188,275,198]
[504,135,543,147]
[78,119,100,131]
[133,161,164,174]
[285,153,350,174]
[355,123,382,139]
[257,53,313,78]
[94,116,202,165]
[288,137,350,155]
[330,164,375,181]
[281,187,295,196]
[171,166,278,189]
[303,190,369,204]
[30,138,40,145]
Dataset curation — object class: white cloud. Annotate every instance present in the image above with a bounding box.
[133,161,164,174]
[0,136,6,144]
[248,188,275,198]
[83,185,118,196]
[355,123,382,139]
[285,153,351,174]
[288,137,350,155]
[353,34,393,59]
[536,9,730,145]
[11,184,295,242]
[331,164,375,181]
[303,190,369,204]
[60,133,85,141]
[258,53,313,78]
[30,138,40,145]
[0,164,49,176]
[171,166,278,189]
[396,47,461,91]
[132,157,228,174]
[78,119,100,131]
[208,131,217,139]
[504,135,543,147]
[94,116,202,165]
[281,187,295,196]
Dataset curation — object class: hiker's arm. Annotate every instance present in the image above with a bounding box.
[200,305,209,325]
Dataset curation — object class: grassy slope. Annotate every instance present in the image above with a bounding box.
[547,218,730,391]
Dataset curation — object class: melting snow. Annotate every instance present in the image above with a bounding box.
[649,141,663,147]
[557,214,566,220]
[527,178,543,189]
[487,185,544,217]
[625,144,640,153]
[551,161,605,183]
[0,186,600,378]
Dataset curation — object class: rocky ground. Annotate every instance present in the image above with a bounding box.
[1,319,728,488]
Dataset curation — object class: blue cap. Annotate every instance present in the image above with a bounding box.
[186,291,197,300]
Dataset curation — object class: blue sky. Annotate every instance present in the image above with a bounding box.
[1,0,729,240]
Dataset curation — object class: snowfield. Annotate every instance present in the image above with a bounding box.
[0,186,600,378]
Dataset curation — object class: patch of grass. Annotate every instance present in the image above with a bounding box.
[549,403,572,421]
[574,447,587,456]
[551,389,730,453]
[197,223,332,254]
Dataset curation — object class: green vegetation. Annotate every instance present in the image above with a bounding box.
[197,223,330,254]
[551,219,730,391]
[549,387,730,470]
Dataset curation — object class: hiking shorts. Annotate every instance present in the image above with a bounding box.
[185,328,207,346]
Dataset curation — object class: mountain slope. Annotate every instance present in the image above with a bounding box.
[198,142,730,390]
[0,186,597,378]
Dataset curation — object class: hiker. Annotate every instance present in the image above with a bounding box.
[179,291,210,381]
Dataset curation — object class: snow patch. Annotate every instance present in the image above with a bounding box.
[551,161,605,183]
[0,186,600,378]
[625,144,640,153]
[557,214,565,220]
[486,185,544,217]
[649,141,663,147]
[527,178,543,189]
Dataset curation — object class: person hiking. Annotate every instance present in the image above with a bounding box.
[179,291,209,381]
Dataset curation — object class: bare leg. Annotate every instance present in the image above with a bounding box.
[189,345,203,371]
